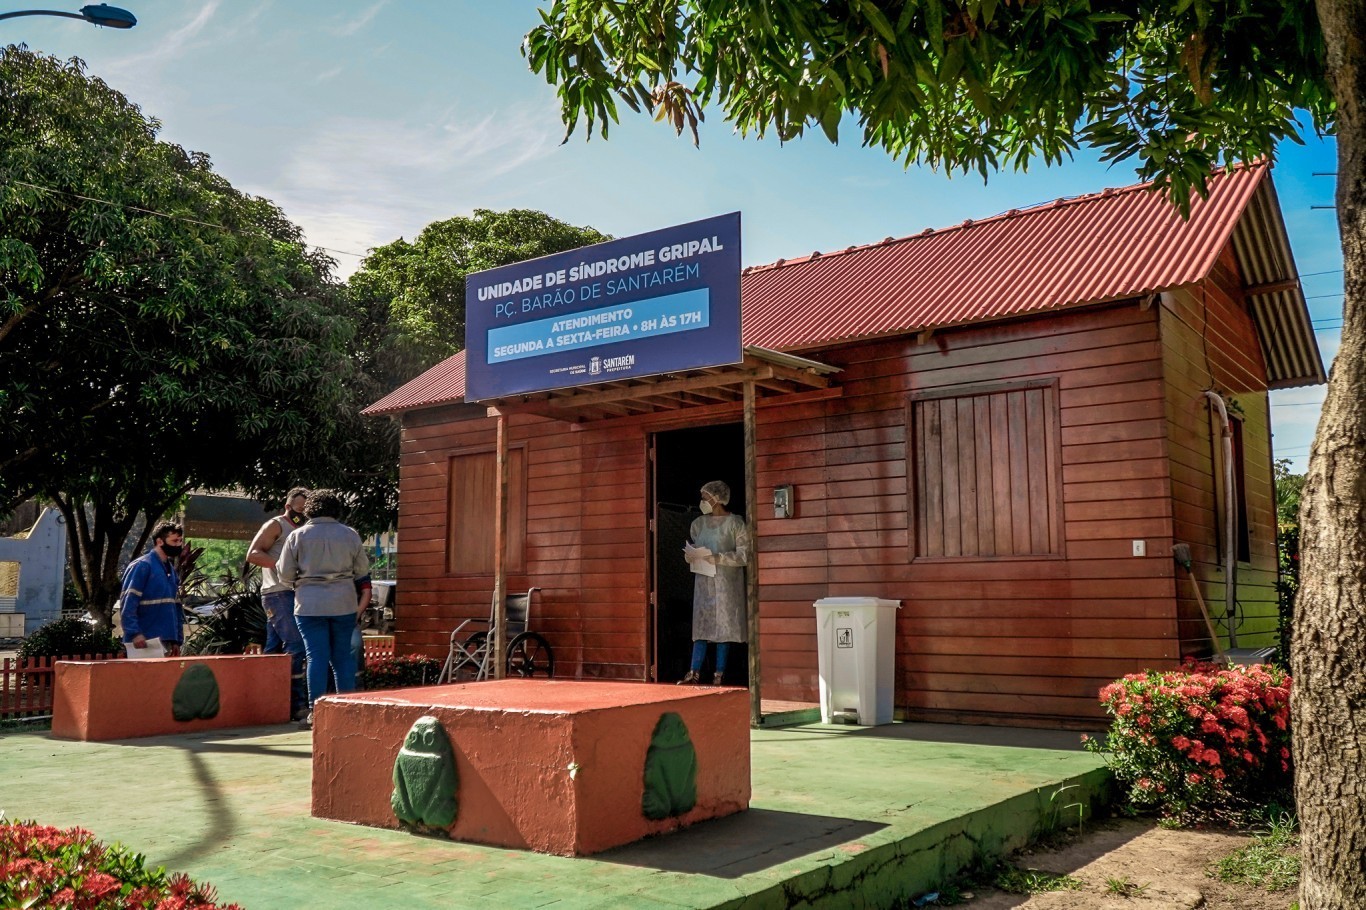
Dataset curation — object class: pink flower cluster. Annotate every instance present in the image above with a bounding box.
[1090,660,1292,814]
[0,821,241,909]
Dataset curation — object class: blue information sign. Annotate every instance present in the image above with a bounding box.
[464,213,741,401]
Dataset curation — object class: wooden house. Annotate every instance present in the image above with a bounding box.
[364,165,1323,726]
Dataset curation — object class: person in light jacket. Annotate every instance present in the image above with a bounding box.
[276,489,371,724]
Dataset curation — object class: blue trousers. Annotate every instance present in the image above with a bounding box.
[690,640,731,674]
[296,613,358,709]
[262,591,307,717]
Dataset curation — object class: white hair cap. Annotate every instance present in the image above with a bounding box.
[701,480,731,505]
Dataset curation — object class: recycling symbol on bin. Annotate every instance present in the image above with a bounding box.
[836,627,854,648]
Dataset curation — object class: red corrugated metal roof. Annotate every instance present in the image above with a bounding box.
[364,348,466,416]
[740,165,1263,349]
[365,165,1302,417]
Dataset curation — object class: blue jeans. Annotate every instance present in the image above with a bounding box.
[690,640,731,674]
[296,613,358,709]
[262,591,308,718]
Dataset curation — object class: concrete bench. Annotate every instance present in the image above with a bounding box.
[312,679,750,855]
[51,654,290,741]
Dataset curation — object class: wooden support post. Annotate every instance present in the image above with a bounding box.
[492,412,510,679]
[744,380,762,727]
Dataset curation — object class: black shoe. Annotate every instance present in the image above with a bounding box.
[297,711,313,729]
[676,671,701,685]
[711,673,725,687]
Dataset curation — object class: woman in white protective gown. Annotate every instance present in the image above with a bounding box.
[679,480,750,686]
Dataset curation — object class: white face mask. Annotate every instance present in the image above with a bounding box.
[699,500,714,515]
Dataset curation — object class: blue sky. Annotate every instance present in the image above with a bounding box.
[9,0,1342,470]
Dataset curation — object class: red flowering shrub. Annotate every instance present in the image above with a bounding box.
[358,653,443,690]
[1085,661,1292,816]
[0,820,241,909]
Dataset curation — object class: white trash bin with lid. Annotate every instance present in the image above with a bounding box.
[813,597,901,725]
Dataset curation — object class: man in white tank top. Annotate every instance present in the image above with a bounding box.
[247,487,309,721]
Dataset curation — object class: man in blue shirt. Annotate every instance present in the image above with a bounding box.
[120,521,185,656]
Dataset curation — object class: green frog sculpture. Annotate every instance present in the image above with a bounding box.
[641,711,698,820]
[171,664,220,722]
[391,715,459,831]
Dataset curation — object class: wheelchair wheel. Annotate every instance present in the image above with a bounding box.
[448,631,489,682]
[506,632,554,678]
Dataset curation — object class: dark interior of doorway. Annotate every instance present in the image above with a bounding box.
[652,422,748,686]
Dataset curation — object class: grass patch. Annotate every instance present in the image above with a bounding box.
[1104,875,1149,897]
[0,715,51,733]
[1213,810,1300,892]
[992,865,1084,895]
[907,859,1084,906]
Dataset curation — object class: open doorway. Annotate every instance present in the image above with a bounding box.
[650,422,748,685]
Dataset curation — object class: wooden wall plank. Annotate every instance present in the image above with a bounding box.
[394,299,1203,723]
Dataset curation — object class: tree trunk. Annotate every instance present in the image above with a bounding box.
[51,491,161,631]
[1295,2,1366,907]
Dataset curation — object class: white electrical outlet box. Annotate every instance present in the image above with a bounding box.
[1132,539,1147,557]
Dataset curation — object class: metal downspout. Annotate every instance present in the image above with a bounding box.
[1203,390,1239,647]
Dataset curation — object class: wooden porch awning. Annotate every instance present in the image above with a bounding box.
[483,346,841,421]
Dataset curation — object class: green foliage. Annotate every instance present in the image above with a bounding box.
[192,539,249,583]
[349,209,611,388]
[1087,662,1292,818]
[359,654,443,690]
[0,819,241,908]
[524,1,1330,209]
[182,572,265,656]
[1038,783,1085,845]
[1104,875,1149,897]
[1213,809,1300,891]
[991,865,1083,894]
[0,46,392,618]
[1273,459,1302,668]
[1274,459,1305,530]
[1276,523,1299,669]
[17,617,118,659]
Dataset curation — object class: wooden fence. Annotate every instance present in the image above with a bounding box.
[1,653,124,721]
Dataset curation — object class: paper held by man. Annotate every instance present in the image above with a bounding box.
[125,637,166,659]
[682,542,716,577]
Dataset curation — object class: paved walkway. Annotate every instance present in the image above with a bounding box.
[0,722,1107,909]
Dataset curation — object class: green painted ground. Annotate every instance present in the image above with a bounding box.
[0,722,1108,909]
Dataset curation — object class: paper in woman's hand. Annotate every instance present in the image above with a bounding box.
[683,542,716,577]
[682,542,711,562]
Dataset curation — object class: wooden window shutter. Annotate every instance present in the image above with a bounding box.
[446,448,526,574]
[908,379,1062,559]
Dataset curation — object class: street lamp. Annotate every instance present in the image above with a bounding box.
[0,4,137,27]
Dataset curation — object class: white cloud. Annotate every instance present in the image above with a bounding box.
[101,1,223,86]
[329,0,389,37]
[255,104,562,277]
